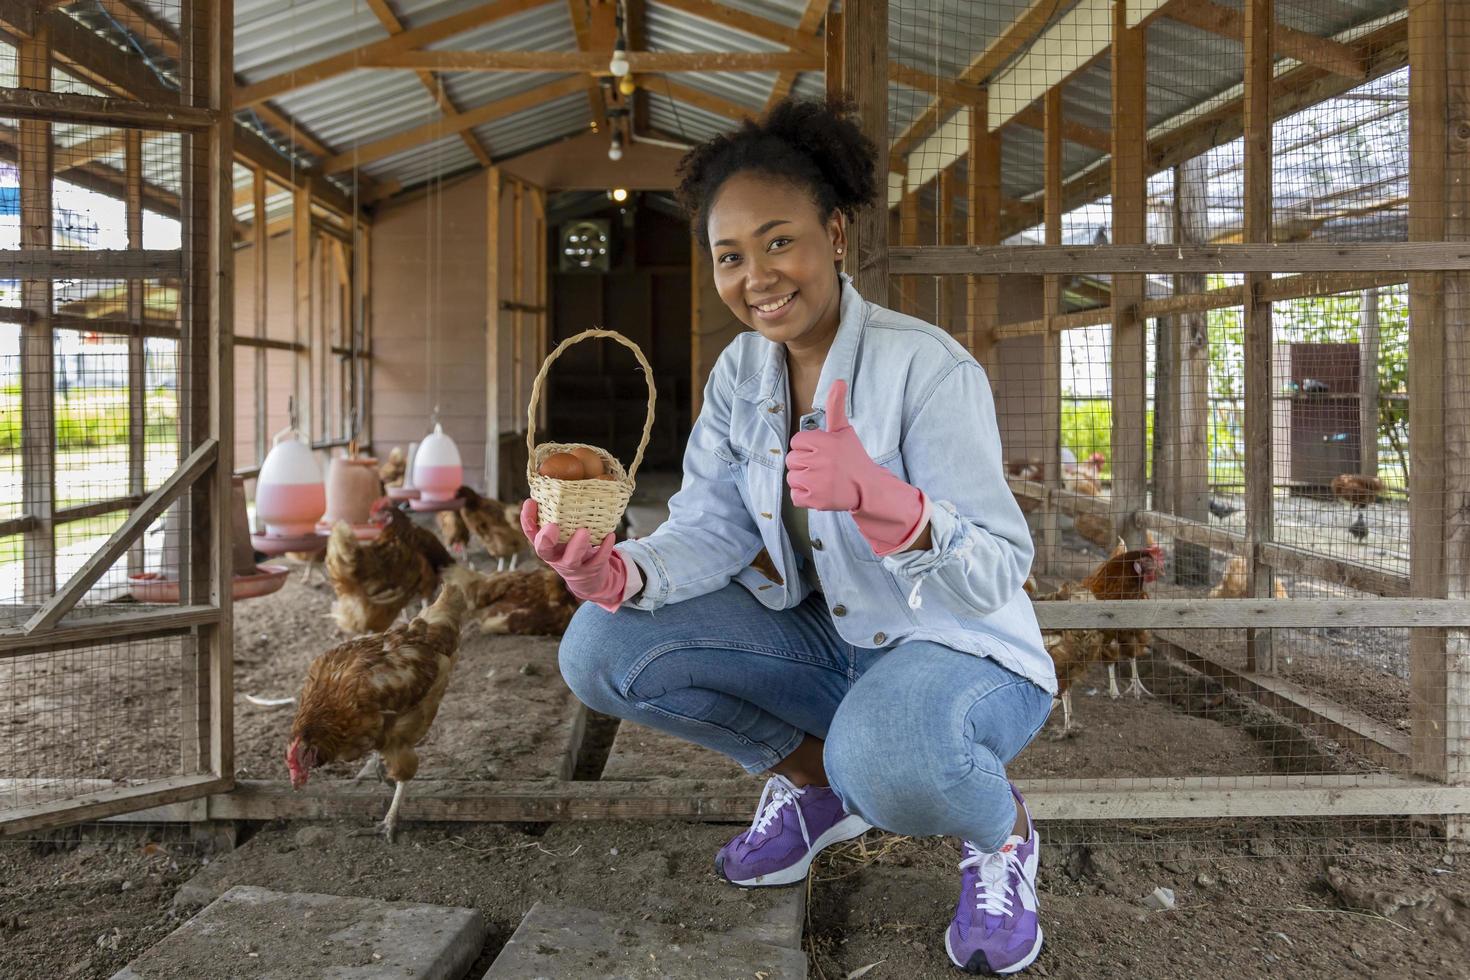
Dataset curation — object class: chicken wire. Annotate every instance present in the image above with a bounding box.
[884,0,1467,836]
[1,0,233,842]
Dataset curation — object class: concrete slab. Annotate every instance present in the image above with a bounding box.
[117,885,485,980]
[482,900,807,979]
[600,721,746,782]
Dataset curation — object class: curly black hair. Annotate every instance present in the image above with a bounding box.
[674,96,881,247]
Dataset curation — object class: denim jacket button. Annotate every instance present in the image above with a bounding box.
[873,632,886,645]
[802,419,818,431]
[811,538,823,550]
[832,604,847,617]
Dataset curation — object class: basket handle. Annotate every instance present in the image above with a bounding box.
[526,327,657,482]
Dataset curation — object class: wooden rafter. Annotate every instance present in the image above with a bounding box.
[1164,0,1367,80]
[889,0,1062,167]
[374,49,825,72]
[655,0,822,56]
[234,0,548,108]
[567,0,609,133]
[1011,102,1110,153]
[659,79,758,124]
[365,0,493,167]
[322,75,586,173]
[766,0,827,112]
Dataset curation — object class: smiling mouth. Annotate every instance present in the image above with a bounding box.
[751,292,796,314]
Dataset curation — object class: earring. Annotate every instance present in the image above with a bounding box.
[836,247,844,254]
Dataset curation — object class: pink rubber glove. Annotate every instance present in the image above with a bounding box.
[786,380,931,557]
[520,499,629,611]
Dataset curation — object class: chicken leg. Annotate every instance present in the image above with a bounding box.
[1122,657,1152,698]
[352,752,387,784]
[1047,691,1081,739]
[379,780,408,843]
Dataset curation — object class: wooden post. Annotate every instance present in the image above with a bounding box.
[484,167,502,497]
[1110,0,1147,547]
[511,180,525,436]
[1359,287,1381,478]
[1173,157,1213,586]
[691,239,706,418]
[125,131,146,575]
[1407,0,1469,837]
[18,24,56,602]
[1040,88,1064,575]
[252,169,268,468]
[358,222,373,451]
[823,8,843,100]
[967,101,1001,370]
[841,0,887,303]
[293,187,312,440]
[937,164,956,330]
[533,186,548,433]
[897,189,920,315]
[1243,0,1276,672]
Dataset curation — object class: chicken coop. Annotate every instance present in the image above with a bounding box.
[2,0,1468,857]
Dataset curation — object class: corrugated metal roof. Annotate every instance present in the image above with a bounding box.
[39,0,1406,222]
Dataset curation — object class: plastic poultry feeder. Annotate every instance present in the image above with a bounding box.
[254,426,326,536]
[413,423,463,503]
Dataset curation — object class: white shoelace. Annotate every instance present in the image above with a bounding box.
[746,774,811,848]
[959,841,1023,917]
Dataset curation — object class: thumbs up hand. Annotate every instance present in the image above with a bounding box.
[786,379,931,557]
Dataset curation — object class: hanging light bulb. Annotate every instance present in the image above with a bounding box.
[618,74,636,97]
[610,187,629,203]
[608,132,624,161]
[609,37,630,78]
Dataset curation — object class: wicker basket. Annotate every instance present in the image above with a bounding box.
[526,328,656,544]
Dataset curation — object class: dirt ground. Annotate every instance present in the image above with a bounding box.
[2,818,1467,980]
[3,505,1462,978]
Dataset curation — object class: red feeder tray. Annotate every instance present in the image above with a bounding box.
[129,564,290,604]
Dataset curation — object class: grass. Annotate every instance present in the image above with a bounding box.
[0,513,126,568]
[0,387,178,452]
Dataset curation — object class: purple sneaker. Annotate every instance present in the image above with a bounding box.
[946,785,1043,975]
[715,774,871,887]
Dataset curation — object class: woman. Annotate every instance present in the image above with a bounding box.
[520,97,1056,976]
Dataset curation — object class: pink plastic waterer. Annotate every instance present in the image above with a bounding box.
[254,426,326,535]
[413,422,463,502]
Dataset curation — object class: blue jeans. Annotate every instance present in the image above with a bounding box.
[558,583,1054,851]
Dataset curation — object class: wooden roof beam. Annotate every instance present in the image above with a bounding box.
[374,49,825,72]
[1011,102,1111,153]
[889,0,1066,166]
[322,75,586,173]
[654,0,822,56]
[659,79,758,124]
[766,0,827,112]
[234,0,550,108]
[365,0,493,167]
[567,0,609,133]
[1164,0,1368,79]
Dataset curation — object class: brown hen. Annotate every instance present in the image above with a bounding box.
[447,565,579,636]
[326,499,454,634]
[1080,535,1165,700]
[454,485,523,570]
[285,581,468,842]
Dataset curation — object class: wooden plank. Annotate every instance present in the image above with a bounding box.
[21,440,219,634]
[1172,156,1212,585]
[204,0,237,784]
[1243,0,1275,671]
[293,188,312,439]
[512,180,525,430]
[18,26,56,603]
[842,0,887,302]
[0,775,230,837]
[1011,102,1111,153]
[252,169,269,468]
[1112,0,1147,547]
[767,0,827,112]
[654,0,822,56]
[5,248,183,279]
[890,0,1062,167]
[376,50,824,73]
[967,99,1001,369]
[1039,87,1064,575]
[125,131,146,577]
[1154,634,1410,771]
[204,774,1470,823]
[889,242,1470,275]
[365,0,492,167]
[0,607,218,658]
[485,168,502,497]
[0,516,38,537]
[565,0,609,134]
[321,76,586,174]
[823,8,842,99]
[1030,598,1470,630]
[233,0,548,108]
[658,79,758,124]
[533,186,548,433]
[1359,287,1381,477]
[54,495,145,523]
[1164,0,1367,80]
[0,88,215,129]
[235,335,304,352]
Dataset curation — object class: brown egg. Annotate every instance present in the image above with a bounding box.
[570,447,605,477]
[537,452,584,480]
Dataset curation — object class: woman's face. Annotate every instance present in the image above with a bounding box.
[706,172,845,347]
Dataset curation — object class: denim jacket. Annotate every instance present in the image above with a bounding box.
[615,276,1057,695]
